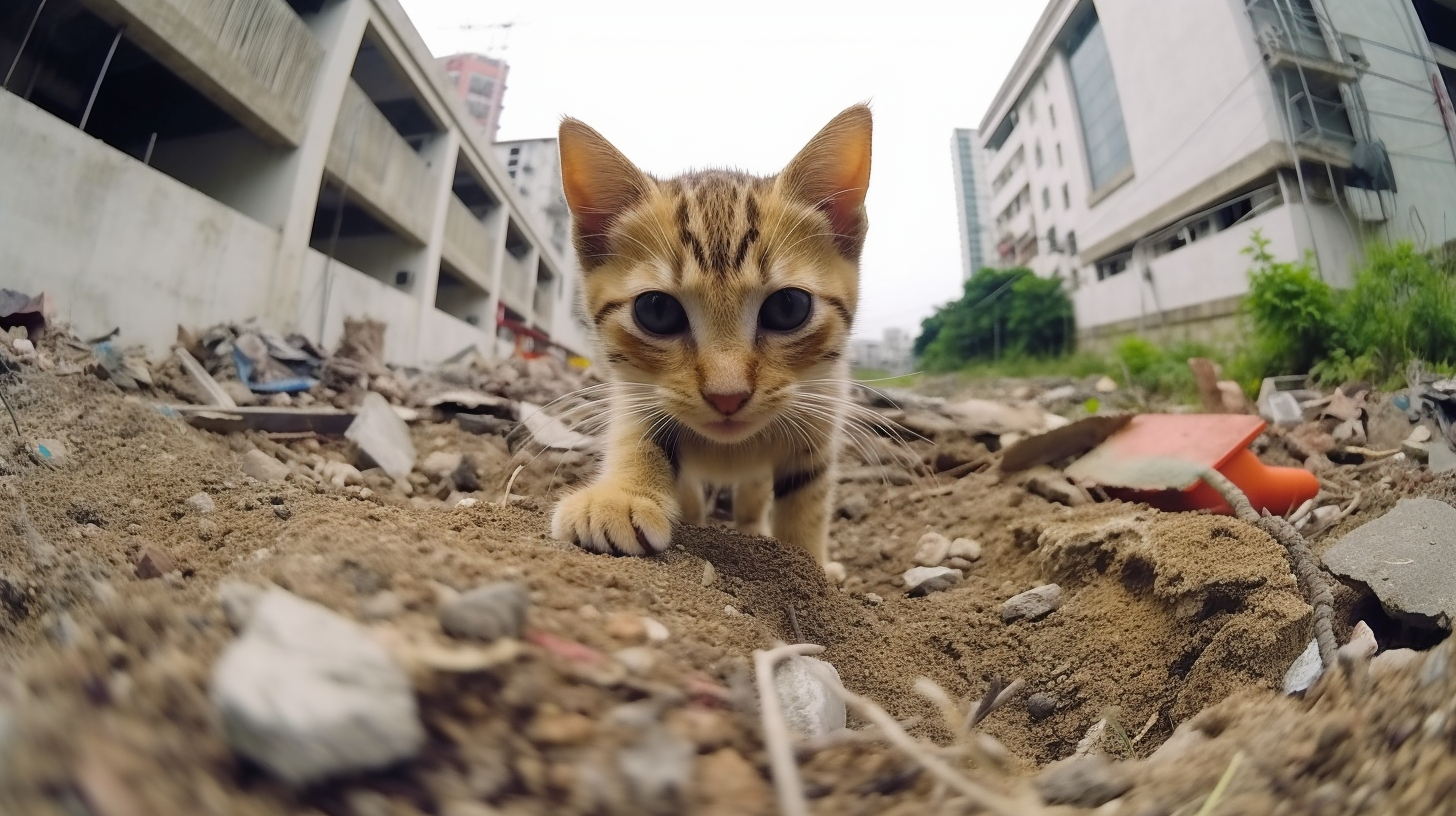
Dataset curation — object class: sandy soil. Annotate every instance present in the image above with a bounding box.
[1,335,1453,816]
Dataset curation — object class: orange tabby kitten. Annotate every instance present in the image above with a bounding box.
[550,104,871,564]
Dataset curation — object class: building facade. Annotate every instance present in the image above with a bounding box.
[950,128,996,280]
[438,52,507,141]
[979,0,1456,349]
[0,0,584,365]
[849,328,915,375]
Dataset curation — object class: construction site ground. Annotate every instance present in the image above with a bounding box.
[3,335,1456,816]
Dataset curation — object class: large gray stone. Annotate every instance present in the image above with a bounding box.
[211,588,424,786]
[1323,498,1456,630]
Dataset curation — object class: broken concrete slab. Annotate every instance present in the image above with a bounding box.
[1323,498,1456,630]
[346,392,417,482]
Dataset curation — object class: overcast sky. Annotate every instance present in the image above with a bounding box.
[399,0,1045,341]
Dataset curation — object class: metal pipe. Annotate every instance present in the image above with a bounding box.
[79,26,124,131]
[142,131,157,165]
[3,0,47,90]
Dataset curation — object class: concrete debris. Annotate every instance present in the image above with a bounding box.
[438,582,530,642]
[1035,755,1132,807]
[240,449,289,483]
[1323,498,1456,630]
[34,438,68,468]
[1283,639,1323,695]
[345,392,416,483]
[1002,584,1063,623]
[210,588,424,786]
[949,537,983,561]
[772,655,847,738]
[903,566,963,596]
[912,532,951,566]
[421,450,463,480]
[517,402,596,452]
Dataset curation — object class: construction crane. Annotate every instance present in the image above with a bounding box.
[440,21,522,58]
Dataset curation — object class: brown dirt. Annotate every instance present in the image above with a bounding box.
[2,342,1455,815]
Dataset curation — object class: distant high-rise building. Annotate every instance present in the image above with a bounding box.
[950,128,994,280]
[438,53,508,140]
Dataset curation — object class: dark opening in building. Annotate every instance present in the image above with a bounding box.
[350,26,444,150]
[311,180,422,289]
[435,260,490,326]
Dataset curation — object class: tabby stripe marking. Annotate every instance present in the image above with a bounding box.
[593,300,627,326]
[824,296,853,328]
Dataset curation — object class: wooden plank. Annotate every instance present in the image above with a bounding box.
[174,348,237,408]
[169,405,354,435]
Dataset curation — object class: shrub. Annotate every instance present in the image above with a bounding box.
[1239,229,1337,378]
[915,268,1074,371]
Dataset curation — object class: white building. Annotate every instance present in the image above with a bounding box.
[0,0,588,365]
[850,327,915,375]
[950,128,996,280]
[979,0,1456,348]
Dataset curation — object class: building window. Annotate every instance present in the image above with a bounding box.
[1056,143,1063,167]
[1047,226,1059,252]
[1095,249,1132,281]
[1049,105,1057,128]
[1035,143,1043,168]
[1066,7,1133,191]
[1067,231,1078,255]
[1026,103,1036,125]
[1062,183,1071,209]
[1042,187,1051,210]
[469,73,495,97]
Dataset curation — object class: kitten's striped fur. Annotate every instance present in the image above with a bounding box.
[551,105,872,564]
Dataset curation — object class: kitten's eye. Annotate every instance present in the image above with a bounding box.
[632,291,689,335]
[759,288,813,332]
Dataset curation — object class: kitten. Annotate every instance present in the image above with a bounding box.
[550,104,871,564]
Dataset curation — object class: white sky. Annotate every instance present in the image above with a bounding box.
[399,0,1045,341]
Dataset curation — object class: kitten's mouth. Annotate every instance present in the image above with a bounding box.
[700,417,759,442]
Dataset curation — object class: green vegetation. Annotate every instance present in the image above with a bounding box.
[907,232,1456,403]
[915,268,1074,372]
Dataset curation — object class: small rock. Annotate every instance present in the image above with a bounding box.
[1348,620,1378,658]
[359,591,404,621]
[197,518,218,540]
[34,438,68,468]
[455,497,479,508]
[823,561,847,584]
[273,504,293,520]
[240,450,289,483]
[946,557,976,571]
[693,748,771,815]
[701,561,717,587]
[641,617,670,642]
[438,582,530,642]
[135,547,176,580]
[1283,639,1323,694]
[219,580,264,630]
[1094,376,1118,393]
[836,492,870,521]
[187,492,216,515]
[724,605,740,616]
[1407,426,1433,444]
[773,656,846,738]
[614,647,660,675]
[421,451,463,480]
[528,707,595,746]
[345,393,416,483]
[11,338,35,357]
[1036,755,1131,806]
[1403,441,1431,465]
[1001,584,1063,623]
[450,456,480,492]
[863,593,883,605]
[903,566,962,597]
[321,461,363,489]
[913,532,951,566]
[619,727,694,814]
[1027,474,1088,507]
[1027,692,1057,721]
[949,537,982,561]
[210,589,424,786]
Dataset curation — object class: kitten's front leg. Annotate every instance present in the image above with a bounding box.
[552,419,679,556]
[770,460,835,564]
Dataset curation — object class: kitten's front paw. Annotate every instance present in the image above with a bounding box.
[551,485,675,556]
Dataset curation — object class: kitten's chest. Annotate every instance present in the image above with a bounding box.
[677,434,814,481]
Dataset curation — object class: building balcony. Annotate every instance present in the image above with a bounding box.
[498,242,537,318]
[326,80,437,244]
[83,0,323,145]
[442,195,500,293]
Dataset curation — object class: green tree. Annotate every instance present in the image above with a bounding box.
[914,267,1074,371]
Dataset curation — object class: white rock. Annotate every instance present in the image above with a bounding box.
[773,656,847,738]
[914,532,952,566]
[1094,376,1118,394]
[949,537,982,561]
[903,566,963,595]
[320,461,363,490]
[1348,620,1378,659]
[438,582,530,642]
[641,616,670,643]
[1001,584,1063,623]
[455,497,479,508]
[210,588,424,786]
[240,450,289,483]
[187,492,217,515]
[1283,638,1323,694]
[345,392,416,483]
[421,451,463,480]
[11,338,34,357]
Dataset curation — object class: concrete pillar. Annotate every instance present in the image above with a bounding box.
[412,126,461,363]
[263,0,368,333]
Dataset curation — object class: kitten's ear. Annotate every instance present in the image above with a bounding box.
[558,118,653,269]
[777,104,873,261]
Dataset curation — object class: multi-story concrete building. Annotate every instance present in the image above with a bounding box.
[0,0,585,365]
[950,128,996,280]
[438,52,507,141]
[979,0,1456,348]
[849,328,915,375]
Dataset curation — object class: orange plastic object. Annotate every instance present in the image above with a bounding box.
[1063,414,1320,516]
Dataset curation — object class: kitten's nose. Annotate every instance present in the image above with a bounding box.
[703,391,751,416]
